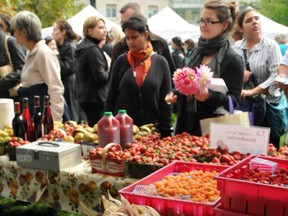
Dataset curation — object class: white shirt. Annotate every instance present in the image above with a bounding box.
[22,40,64,121]
[233,35,282,103]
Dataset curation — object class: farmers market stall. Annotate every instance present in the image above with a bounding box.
[0,155,137,215]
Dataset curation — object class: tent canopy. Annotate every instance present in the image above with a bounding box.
[259,13,288,39]
[42,5,117,39]
[147,7,200,42]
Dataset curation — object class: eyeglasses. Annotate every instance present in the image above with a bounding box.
[198,19,222,26]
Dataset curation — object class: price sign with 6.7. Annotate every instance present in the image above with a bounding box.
[210,123,270,155]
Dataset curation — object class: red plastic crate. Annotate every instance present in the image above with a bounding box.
[119,161,228,216]
[215,155,288,216]
[214,203,252,216]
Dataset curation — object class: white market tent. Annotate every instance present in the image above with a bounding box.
[147,7,200,42]
[41,5,117,39]
[259,13,288,39]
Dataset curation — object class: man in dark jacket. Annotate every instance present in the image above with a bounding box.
[111,3,176,79]
[0,25,25,100]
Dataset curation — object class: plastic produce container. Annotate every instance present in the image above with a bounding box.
[119,161,228,216]
[215,155,288,216]
[214,203,252,216]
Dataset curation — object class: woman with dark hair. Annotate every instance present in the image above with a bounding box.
[0,16,25,101]
[234,7,283,148]
[106,15,172,138]
[171,36,185,69]
[75,16,109,127]
[0,14,11,34]
[165,0,244,136]
[52,19,85,121]
[184,39,196,65]
[11,11,64,121]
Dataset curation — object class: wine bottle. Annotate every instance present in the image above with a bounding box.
[12,102,25,139]
[22,97,35,141]
[33,95,42,140]
[42,95,54,136]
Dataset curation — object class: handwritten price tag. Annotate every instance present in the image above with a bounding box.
[210,123,270,155]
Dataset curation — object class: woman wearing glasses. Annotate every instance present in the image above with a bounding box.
[165,0,244,136]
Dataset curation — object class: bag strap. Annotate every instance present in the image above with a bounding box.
[228,96,234,114]
[4,36,13,66]
[243,49,251,71]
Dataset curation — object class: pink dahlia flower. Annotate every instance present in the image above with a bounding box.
[173,67,198,96]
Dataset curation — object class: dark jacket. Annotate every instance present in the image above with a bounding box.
[74,37,109,105]
[175,47,244,135]
[111,32,176,79]
[172,48,185,69]
[106,53,172,137]
[0,31,25,98]
[57,40,78,120]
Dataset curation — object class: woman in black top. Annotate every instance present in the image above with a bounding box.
[165,0,244,136]
[171,36,185,69]
[75,17,109,127]
[106,15,172,138]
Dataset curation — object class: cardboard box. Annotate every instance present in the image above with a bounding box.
[16,141,81,171]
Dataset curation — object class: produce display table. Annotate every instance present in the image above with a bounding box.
[0,155,137,215]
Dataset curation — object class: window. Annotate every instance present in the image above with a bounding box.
[148,6,158,18]
[106,4,116,18]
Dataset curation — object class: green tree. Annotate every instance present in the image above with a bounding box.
[0,0,84,27]
[256,0,288,26]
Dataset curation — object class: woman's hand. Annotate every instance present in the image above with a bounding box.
[241,89,253,99]
[165,92,177,104]
[194,89,209,102]
[243,70,252,83]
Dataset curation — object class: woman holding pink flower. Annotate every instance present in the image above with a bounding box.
[165,0,244,136]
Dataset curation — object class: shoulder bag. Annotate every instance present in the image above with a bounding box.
[236,49,266,126]
[0,36,21,96]
[200,96,251,137]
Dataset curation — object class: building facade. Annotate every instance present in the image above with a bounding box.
[76,0,260,25]
[76,0,170,25]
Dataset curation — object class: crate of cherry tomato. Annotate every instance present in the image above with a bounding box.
[214,155,288,216]
[89,143,131,177]
[119,161,228,216]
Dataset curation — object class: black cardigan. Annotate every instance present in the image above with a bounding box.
[106,53,172,137]
[175,47,244,135]
[75,37,109,105]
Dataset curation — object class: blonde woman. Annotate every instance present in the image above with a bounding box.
[75,16,109,126]
[109,26,124,47]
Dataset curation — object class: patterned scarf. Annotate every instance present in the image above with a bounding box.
[127,41,154,87]
[187,33,230,78]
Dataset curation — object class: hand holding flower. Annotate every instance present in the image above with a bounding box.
[165,92,178,104]
[194,88,209,102]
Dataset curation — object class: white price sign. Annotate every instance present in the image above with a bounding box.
[210,123,270,155]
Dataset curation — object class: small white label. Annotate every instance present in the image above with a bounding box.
[17,154,32,163]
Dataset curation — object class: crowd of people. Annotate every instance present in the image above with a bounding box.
[0,1,287,147]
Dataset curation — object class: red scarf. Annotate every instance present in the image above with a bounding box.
[127,42,154,87]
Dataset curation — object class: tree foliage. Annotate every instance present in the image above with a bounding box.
[255,0,288,26]
[0,0,84,27]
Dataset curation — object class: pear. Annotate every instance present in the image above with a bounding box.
[64,135,74,142]
[74,132,85,143]
[84,126,93,133]
[92,124,98,133]
[82,133,93,142]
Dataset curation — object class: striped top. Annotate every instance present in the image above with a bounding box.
[233,35,282,103]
